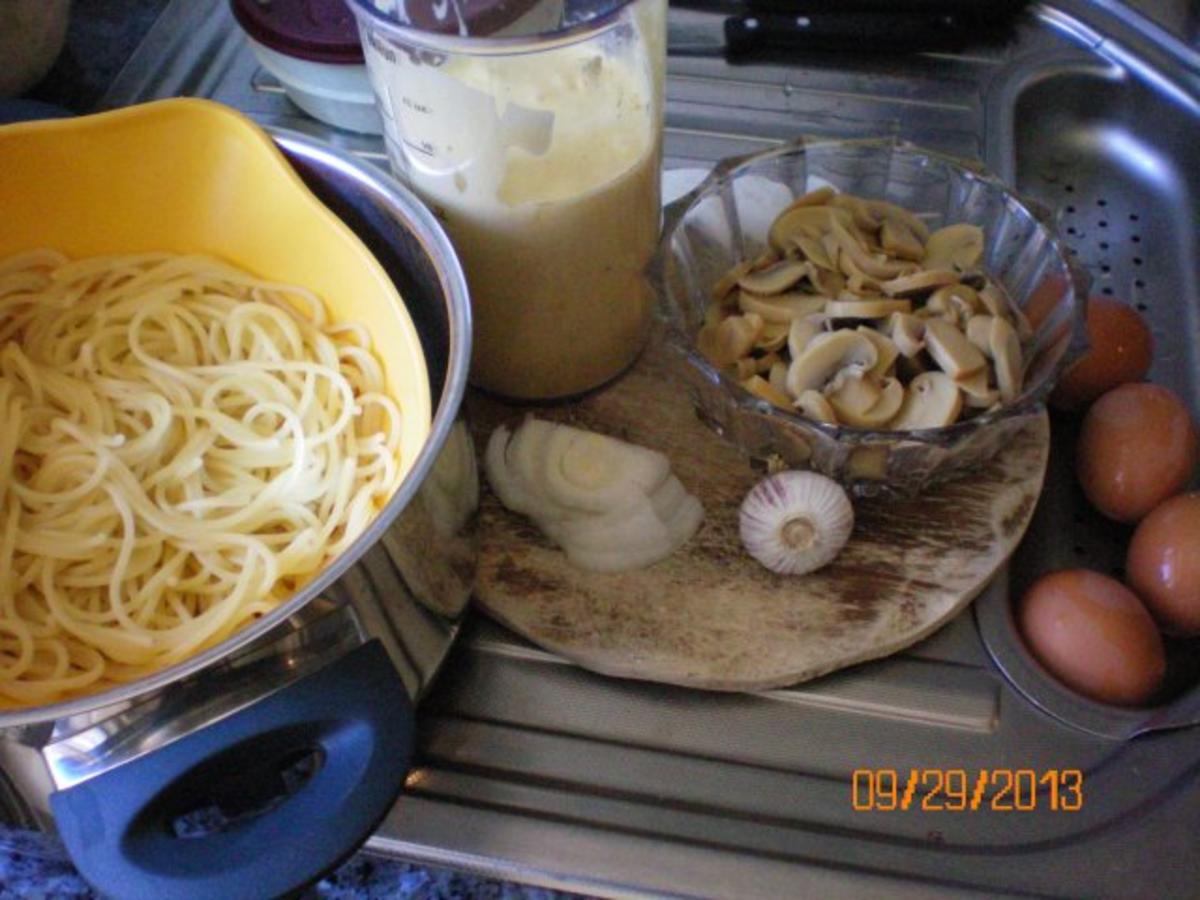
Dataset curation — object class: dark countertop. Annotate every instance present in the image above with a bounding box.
[5,3,576,898]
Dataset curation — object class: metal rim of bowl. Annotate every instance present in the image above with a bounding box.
[0,129,473,730]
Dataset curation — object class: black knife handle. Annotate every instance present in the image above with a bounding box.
[723,10,970,56]
[744,0,1028,14]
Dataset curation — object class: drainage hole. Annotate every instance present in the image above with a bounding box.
[1065,184,1075,193]
[1102,286,1114,295]
[1067,227,1077,235]
[1131,235,1141,243]
[1100,264,1111,273]
[1099,220,1108,228]
[1133,257,1143,266]
[1099,241,1109,250]
[1137,302,1148,311]
[1135,279,1146,289]
[1097,198,1107,206]
[1066,205,1076,214]
[1129,213,1139,221]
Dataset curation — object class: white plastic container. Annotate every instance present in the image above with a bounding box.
[230,0,383,135]
[246,36,382,135]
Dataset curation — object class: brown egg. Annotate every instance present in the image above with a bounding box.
[1051,297,1153,411]
[1127,492,1200,636]
[1018,570,1166,706]
[1076,383,1198,522]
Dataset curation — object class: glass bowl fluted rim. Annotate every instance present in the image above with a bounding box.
[653,135,1091,449]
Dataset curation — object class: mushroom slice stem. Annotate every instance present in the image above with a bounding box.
[829,372,903,428]
[787,315,825,362]
[923,223,985,271]
[795,389,838,423]
[785,329,878,396]
[890,371,964,430]
[989,315,1024,402]
[924,318,987,379]
[885,312,926,358]
[856,326,900,378]
[965,314,995,354]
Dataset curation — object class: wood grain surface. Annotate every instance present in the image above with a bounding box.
[468,347,1050,692]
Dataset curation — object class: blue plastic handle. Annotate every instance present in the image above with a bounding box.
[50,640,413,900]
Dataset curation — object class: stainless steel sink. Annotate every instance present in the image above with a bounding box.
[86,2,1200,897]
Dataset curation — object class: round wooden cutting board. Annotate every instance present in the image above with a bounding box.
[468,346,1050,692]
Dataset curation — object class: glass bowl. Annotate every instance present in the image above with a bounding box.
[654,137,1089,497]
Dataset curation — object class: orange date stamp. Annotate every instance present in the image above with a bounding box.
[851,768,1083,812]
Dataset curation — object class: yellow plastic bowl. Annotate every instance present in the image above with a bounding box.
[0,97,431,472]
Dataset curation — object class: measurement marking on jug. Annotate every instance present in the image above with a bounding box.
[851,769,1084,812]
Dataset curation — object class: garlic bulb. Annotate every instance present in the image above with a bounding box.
[739,471,854,575]
[485,417,704,573]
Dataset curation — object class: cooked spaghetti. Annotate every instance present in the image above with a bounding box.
[0,250,405,705]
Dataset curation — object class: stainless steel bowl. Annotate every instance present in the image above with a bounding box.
[0,129,476,899]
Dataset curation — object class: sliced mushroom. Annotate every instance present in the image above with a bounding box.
[957,367,997,405]
[768,359,790,396]
[867,200,930,240]
[757,352,783,374]
[737,260,811,295]
[923,224,984,271]
[885,312,926,358]
[809,265,845,297]
[795,389,838,424]
[742,374,794,410]
[838,251,881,295]
[856,326,900,378]
[786,330,877,396]
[890,371,963,430]
[977,282,1010,319]
[791,234,834,270]
[826,298,913,319]
[739,290,828,323]
[917,292,961,326]
[989,315,1023,402]
[924,318,987,380]
[769,206,837,252]
[783,185,837,211]
[734,357,758,380]
[750,248,780,271]
[698,312,764,367]
[830,193,880,230]
[929,283,981,321]
[755,319,791,353]
[830,216,914,280]
[829,372,904,428]
[880,218,925,262]
[711,260,754,305]
[824,368,882,425]
[787,316,825,361]
[965,314,994,354]
[880,268,960,297]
